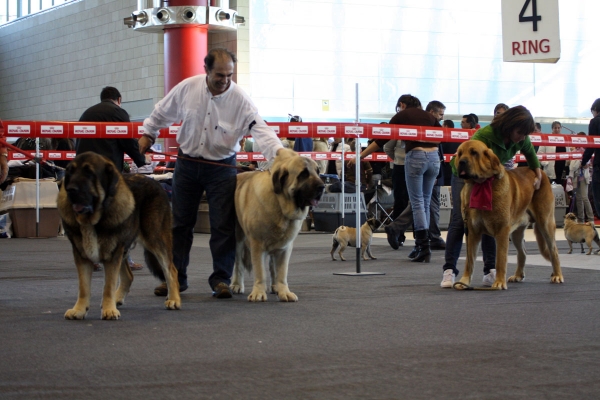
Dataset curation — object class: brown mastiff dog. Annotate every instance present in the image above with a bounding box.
[455,140,563,289]
[231,148,324,301]
[58,152,180,319]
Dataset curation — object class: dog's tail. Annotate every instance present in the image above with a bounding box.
[144,249,166,281]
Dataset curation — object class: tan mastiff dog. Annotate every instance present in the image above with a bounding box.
[231,148,325,301]
[455,140,563,289]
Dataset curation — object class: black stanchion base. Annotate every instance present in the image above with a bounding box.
[333,272,386,276]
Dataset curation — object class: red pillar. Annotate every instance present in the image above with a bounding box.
[162,0,209,151]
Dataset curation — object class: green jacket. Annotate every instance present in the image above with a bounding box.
[450,124,541,176]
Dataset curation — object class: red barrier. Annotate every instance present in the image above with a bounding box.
[2,120,598,148]
[3,149,584,163]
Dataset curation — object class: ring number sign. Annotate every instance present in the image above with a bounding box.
[502,0,560,63]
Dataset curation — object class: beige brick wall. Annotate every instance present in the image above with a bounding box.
[0,0,164,121]
[0,0,247,122]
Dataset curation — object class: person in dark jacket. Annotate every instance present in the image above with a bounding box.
[76,86,147,173]
[76,86,148,271]
[581,98,600,218]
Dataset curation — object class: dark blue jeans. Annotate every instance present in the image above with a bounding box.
[443,174,496,276]
[591,165,600,220]
[171,152,237,290]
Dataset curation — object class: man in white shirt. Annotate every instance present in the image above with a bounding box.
[139,48,284,299]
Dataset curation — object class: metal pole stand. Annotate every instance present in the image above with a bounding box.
[334,83,384,277]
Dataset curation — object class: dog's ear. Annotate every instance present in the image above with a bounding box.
[485,148,504,179]
[272,168,289,194]
[102,160,121,200]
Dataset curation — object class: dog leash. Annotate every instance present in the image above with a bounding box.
[452,282,502,291]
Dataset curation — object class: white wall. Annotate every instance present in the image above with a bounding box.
[1,0,598,126]
[248,0,600,122]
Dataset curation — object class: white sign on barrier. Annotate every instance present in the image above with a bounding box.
[501,0,560,63]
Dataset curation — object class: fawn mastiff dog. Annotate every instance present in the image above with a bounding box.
[455,140,563,289]
[58,152,180,320]
[231,148,325,301]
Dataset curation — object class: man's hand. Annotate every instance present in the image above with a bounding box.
[138,136,153,154]
[533,167,542,190]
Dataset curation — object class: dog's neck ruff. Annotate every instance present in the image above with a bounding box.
[469,176,495,211]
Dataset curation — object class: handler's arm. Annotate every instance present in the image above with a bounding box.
[348,139,385,166]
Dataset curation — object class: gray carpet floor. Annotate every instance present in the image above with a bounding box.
[1,231,600,399]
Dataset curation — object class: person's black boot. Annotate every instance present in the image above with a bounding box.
[408,246,418,259]
[411,229,431,263]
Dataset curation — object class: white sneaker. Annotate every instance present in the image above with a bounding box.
[440,269,455,288]
[482,269,496,287]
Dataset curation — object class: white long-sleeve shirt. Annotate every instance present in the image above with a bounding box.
[143,75,283,161]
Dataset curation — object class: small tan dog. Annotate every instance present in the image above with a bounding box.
[330,218,379,261]
[563,213,600,255]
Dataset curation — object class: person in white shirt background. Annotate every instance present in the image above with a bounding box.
[138,48,284,299]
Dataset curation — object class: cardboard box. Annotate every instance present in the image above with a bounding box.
[6,208,61,238]
[0,179,60,238]
[194,202,210,233]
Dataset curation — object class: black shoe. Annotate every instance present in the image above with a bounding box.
[153,282,188,296]
[384,225,400,250]
[213,282,233,299]
[398,233,405,247]
[430,241,446,250]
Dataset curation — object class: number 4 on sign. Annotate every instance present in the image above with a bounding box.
[519,0,541,31]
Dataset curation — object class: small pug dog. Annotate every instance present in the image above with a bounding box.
[330,218,380,261]
[563,213,600,255]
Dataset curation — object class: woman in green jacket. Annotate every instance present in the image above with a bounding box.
[441,106,542,288]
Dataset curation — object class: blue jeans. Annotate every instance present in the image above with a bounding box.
[171,152,237,290]
[443,174,496,275]
[404,150,440,231]
[388,185,443,242]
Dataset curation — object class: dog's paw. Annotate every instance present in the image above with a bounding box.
[567,249,573,254]
[550,274,564,283]
[64,307,88,320]
[101,308,121,320]
[277,290,298,302]
[164,299,181,310]
[248,289,268,302]
[230,283,244,294]
[491,280,508,290]
[508,274,525,283]
[455,277,471,290]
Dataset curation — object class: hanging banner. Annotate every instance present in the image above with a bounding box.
[502,0,560,63]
